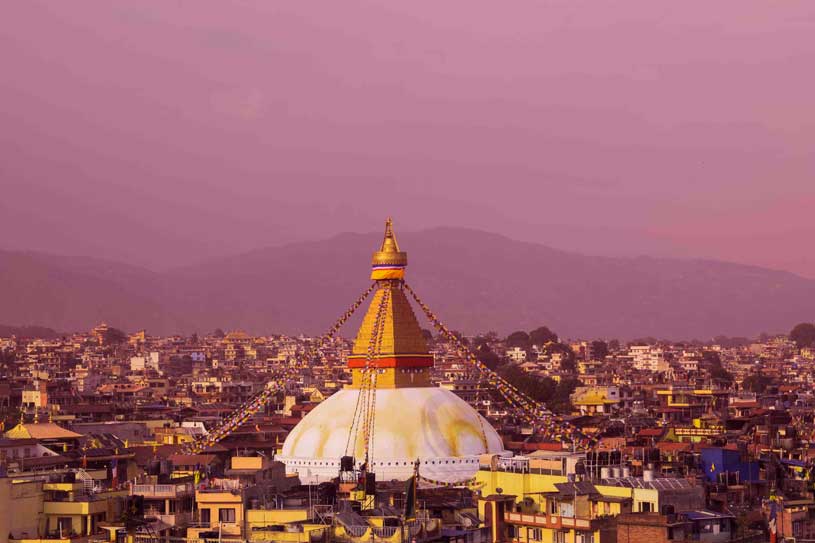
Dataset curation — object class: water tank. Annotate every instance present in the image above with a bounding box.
[643,469,655,482]
[340,456,354,472]
[600,467,611,480]
[611,467,621,478]
[622,467,631,478]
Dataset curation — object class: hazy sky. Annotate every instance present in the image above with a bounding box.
[2,1,814,276]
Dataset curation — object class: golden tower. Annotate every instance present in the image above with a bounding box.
[348,219,433,388]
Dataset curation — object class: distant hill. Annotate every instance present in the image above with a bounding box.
[1,228,814,339]
[0,250,190,335]
[0,324,60,339]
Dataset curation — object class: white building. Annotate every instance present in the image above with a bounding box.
[130,352,160,372]
[506,347,527,362]
[629,345,669,372]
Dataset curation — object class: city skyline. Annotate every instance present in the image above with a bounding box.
[4,3,815,543]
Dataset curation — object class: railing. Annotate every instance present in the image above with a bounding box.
[333,519,441,543]
[505,512,592,530]
[131,483,193,497]
[143,509,191,527]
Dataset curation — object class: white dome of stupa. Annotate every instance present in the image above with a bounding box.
[277,386,504,483]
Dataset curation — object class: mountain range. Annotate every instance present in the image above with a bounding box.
[1,227,813,340]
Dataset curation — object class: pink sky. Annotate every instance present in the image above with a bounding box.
[1,1,814,276]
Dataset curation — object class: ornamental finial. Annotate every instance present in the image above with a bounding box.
[371,218,407,280]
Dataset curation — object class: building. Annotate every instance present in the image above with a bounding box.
[278,220,506,483]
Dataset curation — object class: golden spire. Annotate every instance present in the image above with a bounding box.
[351,219,433,388]
[371,218,407,279]
[380,218,400,252]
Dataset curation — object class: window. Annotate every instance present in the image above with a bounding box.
[200,509,211,525]
[506,525,518,540]
[640,502,652,513]
[219,508,236,523]
[793,520,803,537]
[554,532,566,543]
[576,532,594,543]
[529,528,542,541]
[57,517,73,535]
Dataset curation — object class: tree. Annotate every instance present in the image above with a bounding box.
[213,328,225,338]
[701,351,732,384]
[102,327,127,345]
[549,377,583,413]
[790,323,815,348]
[476,346,503,371]
[498,364,557,404]
[529,326,558,346]
[472,335,489,350]
[506,331,531,350]
[541,342,576,374]
[742,374,773,393]
[450,330,469,346]
[421,329,434,342]
[590,340,609,360]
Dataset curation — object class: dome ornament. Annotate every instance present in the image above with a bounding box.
[371,218,407,280]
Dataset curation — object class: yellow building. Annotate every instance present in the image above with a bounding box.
[41,481,126,538]
[0,478,45,543]
[569,387,619,416]
[0,475,126,543]
[189,488,245,539]
[476,468,704,543]
[246,509,327,543]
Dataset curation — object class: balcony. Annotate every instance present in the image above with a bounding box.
[131,482,194,499]
[504,511,592,530]
[44,500,110,516]
[143,508,192,527]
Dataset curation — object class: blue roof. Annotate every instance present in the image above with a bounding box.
[781,458,807,467]
[683,510,735,521]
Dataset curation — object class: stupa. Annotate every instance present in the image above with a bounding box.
[277,219,505,483]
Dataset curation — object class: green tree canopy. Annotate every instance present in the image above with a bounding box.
[450,330,469,346]
[102,327,127,345]
[506,331,531,350]
[701,350,732,384]
[476,345,503,371]
[541,342,577,373]
[742,374,773,393]
[590,340,609,360]
[790,323,815,348]
[529,326,558,346]
[499,364,557,404]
